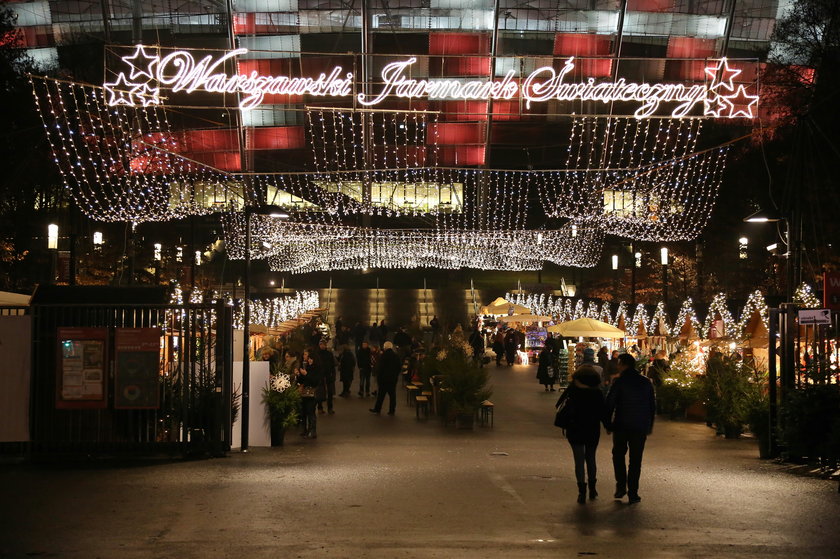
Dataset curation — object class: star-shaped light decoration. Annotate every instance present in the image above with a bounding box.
[103,73,136,106]
[722,84,759,118]
[704,58,741,92]
[121,44,159,81]
[703,95,729,118]
[130,82,161,107]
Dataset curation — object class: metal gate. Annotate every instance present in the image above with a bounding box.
[29,301,233,456]
[767,304,840,457]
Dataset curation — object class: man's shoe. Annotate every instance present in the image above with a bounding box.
[369,408,380,414]
[358,392,363,397]
[577,483,587,504]
[628,494,641,504]
[588,480,598,500]
[614,486,627,499]
[387,411,395,415]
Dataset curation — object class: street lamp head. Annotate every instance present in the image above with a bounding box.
[611,254,618,270]
[660,247,669,266]
[743,208,784,223]
[47,224,58,250]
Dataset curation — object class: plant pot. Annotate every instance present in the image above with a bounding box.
[270,423,286,447]
[455,412,475,430]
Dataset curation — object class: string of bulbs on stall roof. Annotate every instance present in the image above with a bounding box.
[737,289,770,338]
[670,297,705,338]
[612,301,629,329]
[703,293,737,339]
[650,301,672,337]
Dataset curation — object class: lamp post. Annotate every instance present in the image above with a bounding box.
[660,247,669,305]
[241,204,289,452]
[632,246,641,306]
[743,208,795,302]
[47,224,58,283]
[611,254,619,298]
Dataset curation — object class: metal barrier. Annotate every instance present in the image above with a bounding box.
[29,301,233,457]
[768,304,839,457]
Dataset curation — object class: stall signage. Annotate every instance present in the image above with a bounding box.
[56,327,108,409]
[798,309,832,326]
[105,45,758,119]
[114,328,162,409]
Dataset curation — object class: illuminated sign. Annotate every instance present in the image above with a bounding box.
[105,45,758,119]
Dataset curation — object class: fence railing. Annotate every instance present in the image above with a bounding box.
[29,301,233,456]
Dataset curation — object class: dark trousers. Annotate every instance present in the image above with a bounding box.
[372,382,397,413]
[301,397,317,436]
[358,368,371,394]
[340,379,352,395]
[569,441,599,484]
[318,382,335,412]
[612,430,647,496]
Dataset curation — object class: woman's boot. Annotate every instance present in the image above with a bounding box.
[577,483,587,504]
[588,479,598,500]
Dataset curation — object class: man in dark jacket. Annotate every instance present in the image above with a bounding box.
[338,346,356,397]
[317,340,337,415]
[356,341,372,397]
[370,341,402,415]
[605,353,656,504]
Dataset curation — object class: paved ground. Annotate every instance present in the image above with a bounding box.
[2,362,840,559]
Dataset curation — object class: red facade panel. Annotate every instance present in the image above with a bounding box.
[428,33,490,55]
[247,126,306,150]
[437,146,485,166]
[441,56,492,76]
[627,0,676,11]
[666,37,717,81]
[428,122,484,144]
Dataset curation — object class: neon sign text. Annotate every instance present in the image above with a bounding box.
[104,46,759,119]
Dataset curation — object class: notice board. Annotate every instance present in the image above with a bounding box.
[114,328,162,409]
[56,327,108,409]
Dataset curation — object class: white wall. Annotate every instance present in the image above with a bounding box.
[231,360,272,448]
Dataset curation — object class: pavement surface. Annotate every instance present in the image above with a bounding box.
[2,362,840,559]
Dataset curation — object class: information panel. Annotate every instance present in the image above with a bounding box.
[114,328,162,409]
[56,327,108,409]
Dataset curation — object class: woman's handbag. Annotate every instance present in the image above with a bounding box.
[554,395,575,429]
[298,384,316,398]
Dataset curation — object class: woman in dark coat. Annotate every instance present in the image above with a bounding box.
[503,329,517,366]
[536,346,557,391]
[296,349,324,439]
[555,365,605,503]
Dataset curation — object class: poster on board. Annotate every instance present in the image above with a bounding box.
[114,328,161,409]
[56,327,108,409]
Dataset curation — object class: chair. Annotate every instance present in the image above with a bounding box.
[405,384,419,406]
[479,400,494,428]
[415,395,430,420]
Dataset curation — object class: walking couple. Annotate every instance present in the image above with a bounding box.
[555,353,656,504]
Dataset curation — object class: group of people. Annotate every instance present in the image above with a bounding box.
[556,352,656,505]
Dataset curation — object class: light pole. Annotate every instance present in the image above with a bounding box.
[743,208,795,302]
[660,247,669,306]
[47,223,58,283]
[241,204,289,452]
[611,254,619,299]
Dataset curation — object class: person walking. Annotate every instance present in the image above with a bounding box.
[368,321,381,348]
[352,321,367,352]
[581,347,603,380]
[536,345,557,391]
[605,353,656,504]
[503,329,517,366]
[492,329,505,366]
[317,340,337,415]
[468,327,485,365]
[556,365,605,503]
[370,341,401,415]
[597,346,609,371]
[338,345,356,397]
[356,341,372,397]
[296,349,323,439]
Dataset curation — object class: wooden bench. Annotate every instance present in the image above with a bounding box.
[415,395,430,420]
[405,384,419,406]
[479,400,494,428]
